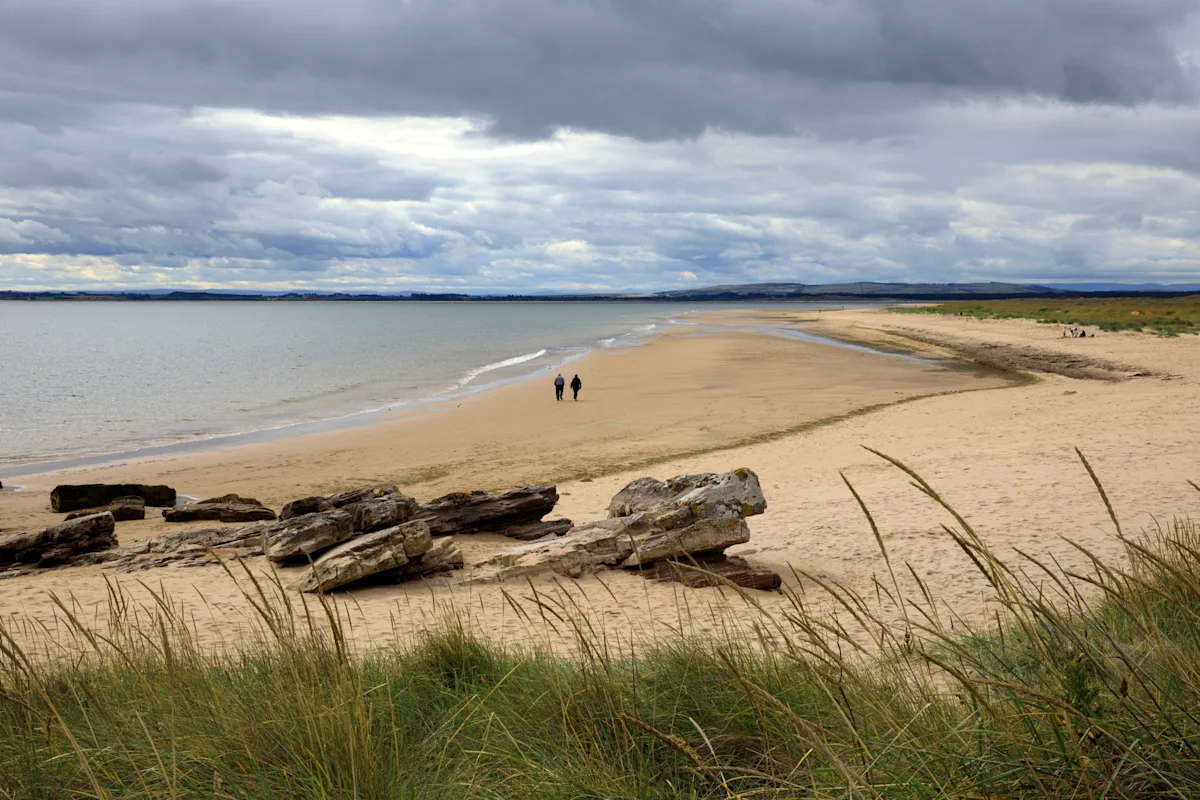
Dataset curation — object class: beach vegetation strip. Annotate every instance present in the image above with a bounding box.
[1,456,1199,798]
[895,295,1200,335]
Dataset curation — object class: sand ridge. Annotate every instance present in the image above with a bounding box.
[1,308,1197,657]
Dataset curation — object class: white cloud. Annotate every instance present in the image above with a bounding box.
[0,217,68,244]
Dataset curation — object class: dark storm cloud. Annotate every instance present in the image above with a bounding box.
[0,0,1194,139]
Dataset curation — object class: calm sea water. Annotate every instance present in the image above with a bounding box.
[0,301,859,476]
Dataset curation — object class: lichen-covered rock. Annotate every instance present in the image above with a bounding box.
[607,469,766,520]
[262,510,354,561]
[290,520,433,593]
[414,485,558,535]
[0,512,117,567]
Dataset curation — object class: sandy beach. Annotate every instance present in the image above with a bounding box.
[2,307,1197,656]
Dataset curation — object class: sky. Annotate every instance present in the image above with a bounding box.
[1,0,1199,294]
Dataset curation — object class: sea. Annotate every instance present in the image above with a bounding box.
[0,300,867,478]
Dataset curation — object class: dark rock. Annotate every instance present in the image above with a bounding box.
[280,496,334,520]
[262,510,355,561]
[51,484,176,513]
[345,494,419,533]
[644,555,782,591]
[414,485,558,536]
[394,537,464,579]
[608,469,766,521]
[0,513,117,567]
[162,503,277,523]
[197,493,264,507]
[498,519,574,541]
[290,520,433,593]
[66,496,145,522]
[326,484,399,509]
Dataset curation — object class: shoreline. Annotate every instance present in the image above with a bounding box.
[0,311,672,482]
[0,310,942,483]
[0,313,997,528]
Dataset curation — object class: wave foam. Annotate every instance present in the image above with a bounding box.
[455,349,547,389]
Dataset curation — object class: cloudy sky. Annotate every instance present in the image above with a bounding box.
[1,0,1199,293]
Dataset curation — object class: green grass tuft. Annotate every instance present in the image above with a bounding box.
[894,295,1200,335]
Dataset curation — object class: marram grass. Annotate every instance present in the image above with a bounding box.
[1,453,1198,799]
[894,296,1200,335]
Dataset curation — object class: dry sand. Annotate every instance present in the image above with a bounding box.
[2,308,1197,658]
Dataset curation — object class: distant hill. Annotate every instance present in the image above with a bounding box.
[1040,283,1200,292]
[652,282,1060,301]
[3,281,1199,302]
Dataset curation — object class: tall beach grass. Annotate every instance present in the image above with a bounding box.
[895,296,1200,335]
[1,452,1198,798]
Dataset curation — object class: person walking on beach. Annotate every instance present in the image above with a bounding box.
[570,374,582,401]
[554,373,565,401]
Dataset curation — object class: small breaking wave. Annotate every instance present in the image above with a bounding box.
[454,349,548,389]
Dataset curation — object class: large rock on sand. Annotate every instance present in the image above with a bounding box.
[608,469,766,521]
[619,517,750,568]
[51,484,175,513]
[395,537,464,579]
[121,522,270,557]
[645,554,782,591]
[196,493,264,507]
[413,485,558,535]
[279,484,402,520]
[327,484,400,509]
[66,496,145,522]
[0,512,117,567]
[280,496,334,520]
[345,495,419,533]
[162,503,277,523]
[290,520,433,593]
[476,514,750,582]
[262,510,354,561]
[478,518,642,581]
[498,519,574,541]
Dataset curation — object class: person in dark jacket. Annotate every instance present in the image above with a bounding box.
[554,373,565,401]
[570,374,582,400]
